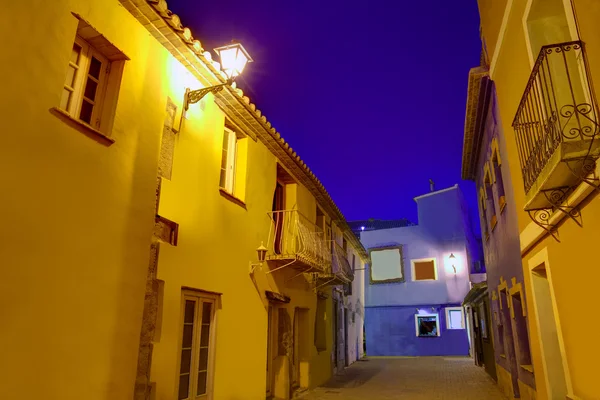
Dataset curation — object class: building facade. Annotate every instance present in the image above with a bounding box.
[462,65,534,397]
[471,0,600,399]
[0,1,367,399]
[357,185,482,357]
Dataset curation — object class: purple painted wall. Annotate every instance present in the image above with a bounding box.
[365,304,470,356]
[360,186,482,356]
[473,83,535,389]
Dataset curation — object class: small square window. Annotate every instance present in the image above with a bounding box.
[411,258,437,281]
[446,307,465,329]
[415,313,440,337]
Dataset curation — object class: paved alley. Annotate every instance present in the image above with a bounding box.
[300,357,506,400]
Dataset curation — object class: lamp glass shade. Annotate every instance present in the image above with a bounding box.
[257,243,268,262]
[214,42,253,79]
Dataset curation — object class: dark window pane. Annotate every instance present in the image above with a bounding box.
[184,300,195,323]
[219,170,227,188]
[220,150,228,169]
[198,347,209,370]
[417,316,438,337]
[178,374,190,400]
[196,371,207,396]
[202,303,212,324]
[84,78,98,101]
[89,56,102,79]
[200,324,210,347]
[180,349,192,374]
[182,324,193,348]
[79,100,93,124]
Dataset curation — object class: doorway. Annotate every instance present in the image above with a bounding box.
[344,308,349,366]
[531,262,569,399]
[266,305,278,397]
[293,308,309,390]
[272,183,285,255]
[332,300,339,371]
[499,288,520,398]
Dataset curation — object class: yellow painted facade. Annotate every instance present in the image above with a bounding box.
[477,0,600,399]
[0,1,367,399]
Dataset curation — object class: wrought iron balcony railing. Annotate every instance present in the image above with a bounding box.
[332,241,354,283]
[265,210,331,273]
[512,41,600,211]
[314,241,354,288]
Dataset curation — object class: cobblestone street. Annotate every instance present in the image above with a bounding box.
[300,357,507,400]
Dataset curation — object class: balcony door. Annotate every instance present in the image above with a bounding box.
[272,182,285,255]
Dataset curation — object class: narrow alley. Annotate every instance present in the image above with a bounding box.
[300,357,506,400]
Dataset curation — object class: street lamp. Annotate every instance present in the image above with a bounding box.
[249,242,268,274]
[184,41,253,111]
[449,253,457,274]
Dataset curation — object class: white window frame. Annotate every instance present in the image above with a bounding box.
[445,307,466,330]
[410,257,438,281]
[219,127,237,194]
[415,313,440,337]
[60,36,110,129]
[176,290,218,400]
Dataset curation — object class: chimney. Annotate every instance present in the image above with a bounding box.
[429,179,435,192]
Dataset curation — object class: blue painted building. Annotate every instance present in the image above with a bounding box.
[355,184,484,357]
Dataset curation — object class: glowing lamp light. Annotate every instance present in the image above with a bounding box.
[361,226,365,231]
[183,40,253,112]
[214,42,253,80]
[448,253,457,274]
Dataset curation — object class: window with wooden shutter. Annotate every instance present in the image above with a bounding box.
[411,258,437,281]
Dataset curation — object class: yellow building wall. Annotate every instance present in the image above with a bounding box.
[151,82,278,399]
[149,60,336,399]
[0,1,171,399]
[479,1,600,399]
[477,0,509,59]
[522,191,600,400]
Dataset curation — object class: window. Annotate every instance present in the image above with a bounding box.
[369,246,404,284]
[178,291,217,400]
[58,16,127,135]
[479,301,489,339]
[415,314,440,337]
[484,163,497,230]
[479,186,489,240]
[491,138,506,212]
[445,307,465,329]
[60,38,109,128]
[511,291,533,369]
[219,125,248,202]
[411,258,437,281]
[219,127,237,193]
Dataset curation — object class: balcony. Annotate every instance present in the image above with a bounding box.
[512,41,600,212]
[265,210,331,273]
[315,241,354,287]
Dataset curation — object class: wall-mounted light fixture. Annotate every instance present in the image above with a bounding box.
[184,41,253,112]
[449,253,457,274]
[249,242,268,274]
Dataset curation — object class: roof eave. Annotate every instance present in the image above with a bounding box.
[461,67,492,181]
[120,0,370,262]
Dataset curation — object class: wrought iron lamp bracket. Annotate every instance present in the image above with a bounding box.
[183,79,233,111]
